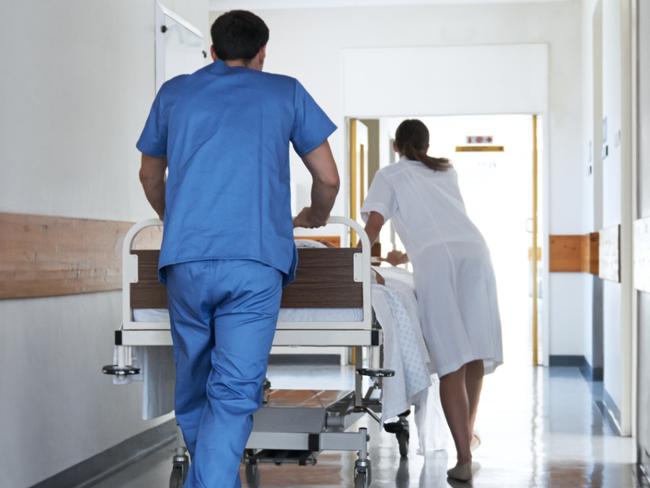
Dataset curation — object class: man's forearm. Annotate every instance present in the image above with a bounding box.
[141,179,166,219]
[310,178,339,221]
[139,154,167,219]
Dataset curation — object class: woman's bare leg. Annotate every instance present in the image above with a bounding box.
[439,365,471,464]
[465,359,484,435]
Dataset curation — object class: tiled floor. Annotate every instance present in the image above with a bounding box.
[91,363,646,488]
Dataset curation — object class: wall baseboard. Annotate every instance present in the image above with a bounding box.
[594,388,623,437]
[549,355,603,382]
[579,361,603,382]
[548,354,586,367]
[637,447,650,487]
[31,419,177,488]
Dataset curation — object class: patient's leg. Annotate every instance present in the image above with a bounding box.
[465,359,484,435]
[439,365,471,464]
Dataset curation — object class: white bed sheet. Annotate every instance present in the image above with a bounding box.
[133,307,364,323]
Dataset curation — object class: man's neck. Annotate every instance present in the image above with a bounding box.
[224,59,250,68]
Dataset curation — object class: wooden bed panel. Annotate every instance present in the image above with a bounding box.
[131,281,168,309]
[284,248,362,308]
[130,248,363,310]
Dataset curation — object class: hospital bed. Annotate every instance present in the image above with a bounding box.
[103,217,405,488]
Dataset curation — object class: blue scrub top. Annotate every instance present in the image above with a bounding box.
[137,60,336,285]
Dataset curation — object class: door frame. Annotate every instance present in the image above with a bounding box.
[346,113,550,366]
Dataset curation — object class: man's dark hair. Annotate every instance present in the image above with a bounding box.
[211,10,269,61]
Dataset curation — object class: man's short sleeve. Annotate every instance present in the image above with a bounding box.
[290,81,337,157]
[361,171,398,222]
[136,90,168,157]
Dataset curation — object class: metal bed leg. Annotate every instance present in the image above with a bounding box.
[354,427,371,488]
[354,346,363,408]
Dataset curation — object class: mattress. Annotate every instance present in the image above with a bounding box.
[133,307,364,323]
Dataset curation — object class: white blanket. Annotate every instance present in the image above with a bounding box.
[373,267,449,453]
[371,267,432,420]
[120,347,176,420]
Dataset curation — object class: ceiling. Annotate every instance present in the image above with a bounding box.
[210,0,571,11]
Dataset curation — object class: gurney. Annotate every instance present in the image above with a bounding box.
[103,217,424,488]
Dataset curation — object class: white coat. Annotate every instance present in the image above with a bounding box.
[361,157,503,377]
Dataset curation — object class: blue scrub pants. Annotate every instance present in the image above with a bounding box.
[165,260,282,488]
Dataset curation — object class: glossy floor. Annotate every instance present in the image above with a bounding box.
[92,364,646,488]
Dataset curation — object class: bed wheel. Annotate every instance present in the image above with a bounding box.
[169,449,189,488]
[169,464,184,488]
[263,378,272,404]
[354,459,372,488]
[245,461,261,487]
[244,451,261,487]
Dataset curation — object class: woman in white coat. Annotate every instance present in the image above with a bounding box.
[361,119,503,482]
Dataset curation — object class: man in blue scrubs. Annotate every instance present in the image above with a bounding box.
[137,10,339,487]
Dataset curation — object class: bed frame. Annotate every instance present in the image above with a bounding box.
[107,217,390,488]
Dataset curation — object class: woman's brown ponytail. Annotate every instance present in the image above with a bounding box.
[395,119,450,172]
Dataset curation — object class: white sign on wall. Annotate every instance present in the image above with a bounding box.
[634,218,650,293]
[155,3,207,90]
[599,224,621,283]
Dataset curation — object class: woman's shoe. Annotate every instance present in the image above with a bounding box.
[470,431,481,451]
[447,462,473,482]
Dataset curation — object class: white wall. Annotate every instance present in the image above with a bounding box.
[581,0,634,434]
[212,0,586,358]
[342,44,548,116]
[0,1,209,486]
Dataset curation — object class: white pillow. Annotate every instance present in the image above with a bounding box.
[295,239,328,249]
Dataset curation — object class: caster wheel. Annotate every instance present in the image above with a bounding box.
[169,464,185,488]
[245,460,261,486]
[354,460,372,488]
[169,450,189,488]
[263,378,272,404]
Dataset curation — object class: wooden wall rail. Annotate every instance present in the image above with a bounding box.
[549,233,599,275]
[0,213,132,299]
[0,212,347,301]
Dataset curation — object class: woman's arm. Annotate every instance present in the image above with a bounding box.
[362,211,385,247]
[361,211,409,266]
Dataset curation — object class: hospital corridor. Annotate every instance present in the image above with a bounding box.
[2,1,650,488]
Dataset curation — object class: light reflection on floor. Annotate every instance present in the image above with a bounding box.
[91,363,644,488]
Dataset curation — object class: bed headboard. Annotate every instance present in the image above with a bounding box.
[130,248,363,310]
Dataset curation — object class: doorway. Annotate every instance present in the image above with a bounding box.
[349,114,543,366]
